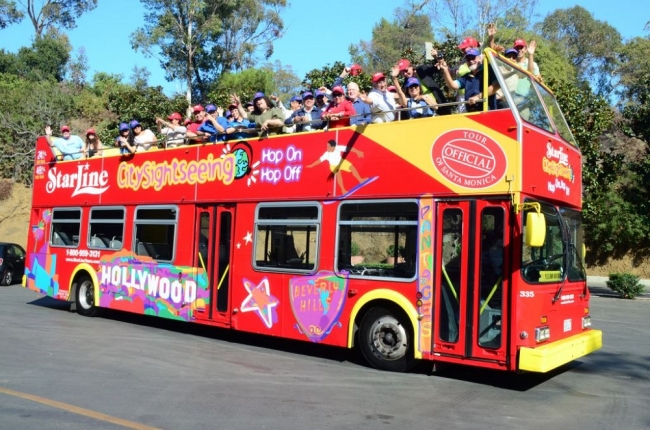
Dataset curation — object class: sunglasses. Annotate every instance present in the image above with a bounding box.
[333,93,344,97]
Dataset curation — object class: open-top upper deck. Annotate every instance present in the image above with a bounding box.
[34,50,581,209]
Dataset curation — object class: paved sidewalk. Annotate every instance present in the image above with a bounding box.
[588,275,650,298]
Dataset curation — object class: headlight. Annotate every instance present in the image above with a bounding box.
[535,326,550,342]
[582,316,592,328]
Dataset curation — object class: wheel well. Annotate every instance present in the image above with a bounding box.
[350,299,414,348]
[69,270,92,303]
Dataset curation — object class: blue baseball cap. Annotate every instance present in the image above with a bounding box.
[118,122,129,132]
[465,48,480,57]
[315,90,327,98]
[302,91,314,99]
[505,48,518,57]
[290,95,302,103]
[405,77,421,87]
[205,104,217,113]
[253,92,265,100]
[129,120,141,129]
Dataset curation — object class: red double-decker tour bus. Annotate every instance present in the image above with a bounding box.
[24,50,601,373]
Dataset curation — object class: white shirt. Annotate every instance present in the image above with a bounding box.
[133,129,158,152]
[367,89,396,123]
[161,126,187,147]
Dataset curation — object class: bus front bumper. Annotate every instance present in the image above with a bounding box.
[518,329,603,373]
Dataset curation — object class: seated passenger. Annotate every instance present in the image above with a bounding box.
[199,104,229,142]
[115,122,136,155]
[44,125,83,160]
[358,71,399,123]
[83,128,104,158]
[284,92,324,132]
[237,92,285,136]
[315,90,329,110]
[283,95,302,133]
[130,120,158,151]
[403,78,436,119]
[398,57,451,116]
[186,105,207,143]
[440,49,500,112]
[321,86,356,128]
[156,112,187,148]
[226,105,256,140]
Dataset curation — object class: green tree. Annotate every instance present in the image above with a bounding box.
[537,6,622,94]
[0,0,97,37]
[208,68,276,109]
[0,74,75,183]
[264,60,301,102]
[13,32,71,82]
[0,0,21,29]
[131,0,286,106]
[349,7,433,74]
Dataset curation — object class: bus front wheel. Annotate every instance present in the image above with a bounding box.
[74,274,99,317]
[359,306,415,372]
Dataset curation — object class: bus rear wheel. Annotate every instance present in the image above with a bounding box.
[359,306,415,372]
[74,274,99,317]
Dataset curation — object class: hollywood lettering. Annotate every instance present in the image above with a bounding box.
[100,264,197,304]
[46,165,109,196]
[432,130,506,189]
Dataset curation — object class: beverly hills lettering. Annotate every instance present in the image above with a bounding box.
[46,164,110,196]
[118,153,236,191]
[259,145,303,184]
[100,264,198,304]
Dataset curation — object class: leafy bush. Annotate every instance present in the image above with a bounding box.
[606,272,645,299]
[351,242,361,256]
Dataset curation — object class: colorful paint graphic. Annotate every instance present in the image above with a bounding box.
[240,277,279,328]
[307,139,367,195]
[24,210,60,298]
[97,250,209,321]
[290,271,348,342]
[417,198,434,354]
[431,129,507,189]
[542,142,575,197]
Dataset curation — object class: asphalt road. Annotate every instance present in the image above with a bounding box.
[1,284,649,430]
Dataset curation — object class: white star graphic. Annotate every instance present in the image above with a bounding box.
[236,242,241,249]
[240,278,278,328]
[243,231,253,245]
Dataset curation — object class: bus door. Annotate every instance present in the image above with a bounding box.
[193,205,234,325]
[433,200,509,363]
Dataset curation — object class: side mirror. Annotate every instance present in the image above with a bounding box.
[525,212,546,247]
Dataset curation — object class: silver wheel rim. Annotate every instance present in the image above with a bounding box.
[3,270,11,285]
[79,280,94,310]
[366,315,408,361]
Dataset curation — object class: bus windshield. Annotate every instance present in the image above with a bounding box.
[490,53,577,147]
[521,202,586,283]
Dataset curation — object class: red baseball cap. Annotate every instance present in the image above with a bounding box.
[85,128,96,135]
[514,39,527,48]
[331,86,345,95]
[192,104,204,113]
[387,85,397,92]
[372,72,386,83]
[458,36,479,50]
[60,125,70,132]
[397,59,411,71]
[167,112,182,120]
[350,64,362,76]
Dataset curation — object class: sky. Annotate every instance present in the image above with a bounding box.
[1,0,647,96]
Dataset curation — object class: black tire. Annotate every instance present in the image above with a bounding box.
[74,274,99,317]
[1,268,12,286]
[359,306,416,372]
